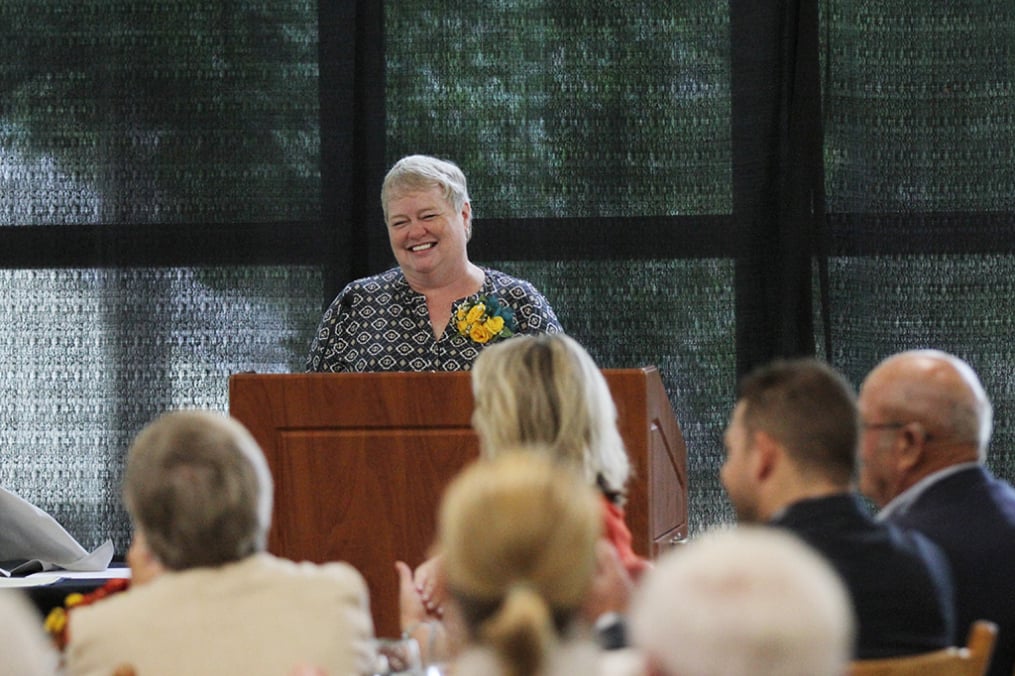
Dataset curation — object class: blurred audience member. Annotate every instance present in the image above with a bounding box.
[630,526,854,676]
[0,591,60,676]
[470,333,646,578]
[859,349,1015,676]
[65,410,373,676]
[434,451,624,676]
[402,333,643,652]
[721,357,954,657]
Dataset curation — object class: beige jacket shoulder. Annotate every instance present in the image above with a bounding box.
[65,553,374,676]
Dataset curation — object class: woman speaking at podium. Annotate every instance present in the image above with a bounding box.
[306,154,562,372]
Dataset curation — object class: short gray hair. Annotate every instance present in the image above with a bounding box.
[631,526,854,676]
[381,154,471,222]
[123,410,273,570]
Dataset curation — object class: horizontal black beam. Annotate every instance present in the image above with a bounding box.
[0,214,743,268]
[830,212,1015,256]
[0,222,330,268]
[2,211,1012,268]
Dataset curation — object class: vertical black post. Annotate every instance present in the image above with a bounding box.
[318,0,388,308]
[730,0,825,377]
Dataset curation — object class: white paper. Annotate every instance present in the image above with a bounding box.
[0,566,132,588]
[0,486,114,576]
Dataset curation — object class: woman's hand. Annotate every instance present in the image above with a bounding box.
[397,559,453,666]
[581,539,635,622]
[412,554,446,618]
[395,560,430,632]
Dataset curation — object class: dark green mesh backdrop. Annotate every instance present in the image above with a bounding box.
[0,1,320,225]
[823,3,1015,212]
[823,3,1015,480]
[1,1,1013,555]
[0,1,323,553]
[0,267,321,550]
[385,1,731,218]
[386,1,736,533]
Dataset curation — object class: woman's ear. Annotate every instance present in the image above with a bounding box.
[461,201,472,240]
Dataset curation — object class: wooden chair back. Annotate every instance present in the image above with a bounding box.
[848,620,998,676]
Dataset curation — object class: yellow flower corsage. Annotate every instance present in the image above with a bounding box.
[455,295,517,344]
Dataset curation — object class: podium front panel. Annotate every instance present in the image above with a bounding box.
[229,369,687,635]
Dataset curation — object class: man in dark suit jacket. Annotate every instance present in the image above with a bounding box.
[859,349,1015,676]
[721,357,955,659]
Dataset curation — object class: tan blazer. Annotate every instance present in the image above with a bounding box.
[65,553,374,676]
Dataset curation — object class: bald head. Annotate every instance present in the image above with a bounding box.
[857,350,993,507]
[861,350,992,461]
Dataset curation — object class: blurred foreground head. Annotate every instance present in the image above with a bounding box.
[123,410,273,570]
[631,526,855,676]
[438,451,601,676]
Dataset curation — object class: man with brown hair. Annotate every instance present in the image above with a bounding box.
[721,357,954,658]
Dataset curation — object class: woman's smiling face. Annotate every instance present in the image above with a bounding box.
[386,185,471,284]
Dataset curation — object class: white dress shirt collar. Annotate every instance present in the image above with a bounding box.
[875,461,981,522]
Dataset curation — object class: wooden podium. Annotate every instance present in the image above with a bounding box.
[228,368,687,636]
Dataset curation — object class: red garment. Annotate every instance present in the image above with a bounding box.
[600,494,650,580]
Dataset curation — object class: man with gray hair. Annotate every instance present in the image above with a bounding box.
[66,410,374,676]
[630,526,855,676]
[859,349,1015,676]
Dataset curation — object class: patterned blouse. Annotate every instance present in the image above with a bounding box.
[305,267,563,372]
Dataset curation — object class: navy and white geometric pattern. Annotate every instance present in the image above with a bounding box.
[306,266,563,372]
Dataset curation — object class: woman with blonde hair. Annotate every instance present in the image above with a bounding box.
[399,334,646,659]
[438,451,603,676]
[470,333,628,498]
[468,333,645,579]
